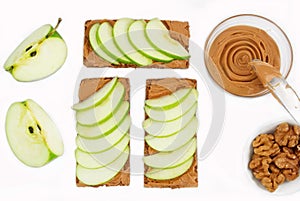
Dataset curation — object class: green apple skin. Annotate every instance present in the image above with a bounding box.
[145,116,198,152]
[145,88,192,110]
[145,18,190,60]
[5,99,64,167]
[113,18,152,66]
[72,77,118,111]
[89,23,120,65]
[145,89,198,122]
[4,20,67,82]
[145,156,193,180]
[76,146,129,186]
[144,137,196,169]
[97,22,131,64]
[128,20,173,62]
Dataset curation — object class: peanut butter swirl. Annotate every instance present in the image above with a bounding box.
[207,25,280,96]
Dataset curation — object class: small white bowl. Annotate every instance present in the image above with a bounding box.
[244,119,300,195]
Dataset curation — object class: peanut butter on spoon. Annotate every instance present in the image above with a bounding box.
[249,60,282,87]
[250,60,300,124]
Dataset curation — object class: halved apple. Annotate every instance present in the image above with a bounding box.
[72,77,118,111]
[76,134,129,169]
[145,117,198,152]
[76,102,130,138]
[89,23,119,65]
[4,18,67,82]
[143,103,197,137]
[97,22,131,64]
[5,99,64,167]
[128,20,173,62]
[76,82,125,126]
[76,146,129,186]
[145,88,192,109]
[145,156,193,180]
[145,18,190,60]
[113,18,152,66]
[144,137,196,169]
[145,89,198,122]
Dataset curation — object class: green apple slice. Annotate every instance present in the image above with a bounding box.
[145,18,190,60]
[72,77,118,111]
[128,20,173,62]
[97,22,131,64]
[4,19,67,82]
[144,137,196,169]
[145,156,193,180]
[143,103,197,137]
[145,88,192,109]
[76,134,129,168]
[89,23,119,65]
[76,127,128,153]
[145,117,198,152]
[76,82,125,126]
[145,89,198,122]
[77,146,129,186]
[113,18,152,66]
[5,99,64,167]
[76,102,129,139]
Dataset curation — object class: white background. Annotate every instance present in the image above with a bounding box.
[0,0,300,200]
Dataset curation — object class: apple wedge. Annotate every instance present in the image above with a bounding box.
[76,102,130,138]
[89,23,119,65]
[145,156,193,180]
[145,18,190,60]
[76,82,125,126]
[144,137,196,169]
[113,18,152,66]
[97,22,131,64]
[4,18,67,82]
[145,88,192,109]
[72,77,118,111]
[143,103,197,137]
[128,20,173,62]
[145,89,198,122]
[76,134,129,169]
[5,99,64,167]
[145,117,198,152]
[76,146,129,186]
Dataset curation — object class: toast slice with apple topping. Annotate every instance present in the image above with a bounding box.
[84,18,190,68]
[74,77,130,187]
[143,78,198,188]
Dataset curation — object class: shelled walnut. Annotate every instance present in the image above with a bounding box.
[249,122,300,192]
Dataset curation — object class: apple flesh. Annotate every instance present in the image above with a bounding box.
[72,77,118,111]
[4,18,67,82]
[76,146,129,186]
[113,18,152,66]
[144,137,196,169]
[143,103,197,137]
[97,22,131,64]
[145,89,198,122]
[145,18,190,60]
[128,20,173,62]
[76,134,129,169]
[76,82,125,126]
[76,102,130,138]
[89,23,119,65]
[145,117,198,152]
[76,116,129,153]
[145,156,193,180]
[5,99,64,167]
[145,88,192,109]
